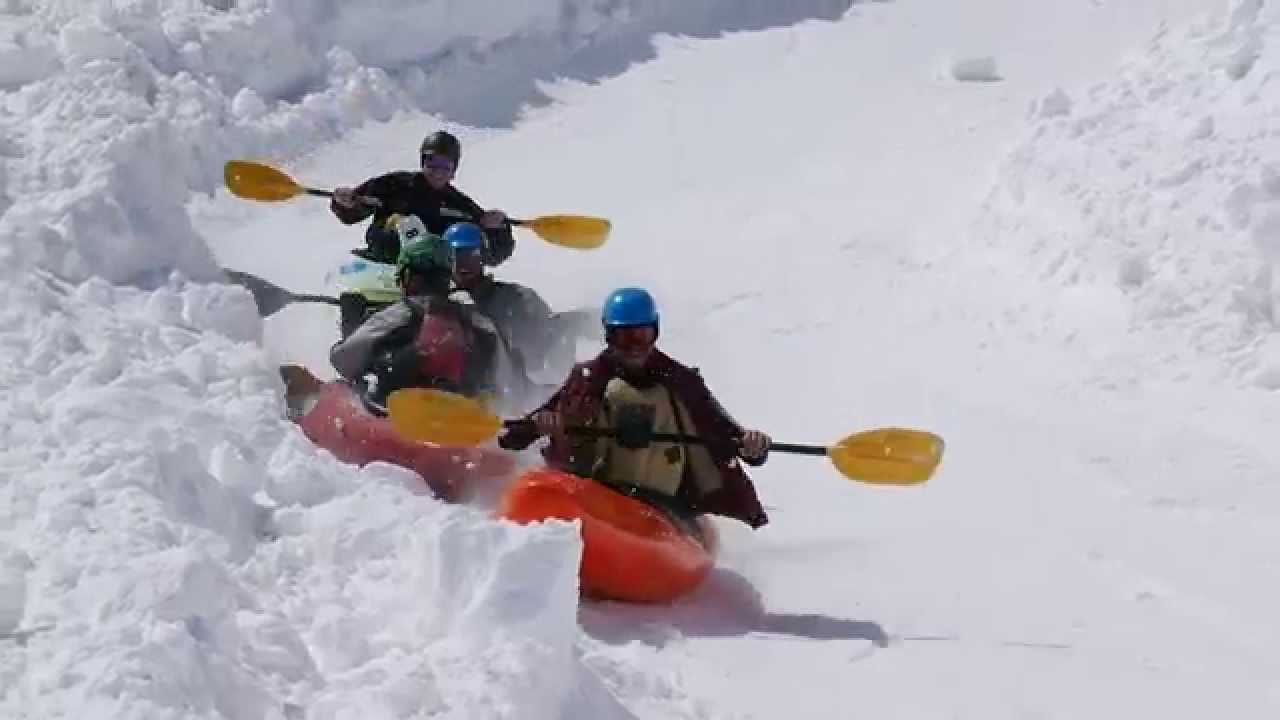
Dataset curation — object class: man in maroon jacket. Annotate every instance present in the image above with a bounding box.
[330,130,514,266]
[499,287,773,529]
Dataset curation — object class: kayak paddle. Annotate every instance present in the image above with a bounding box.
[223,268,339,317]
[223,160,611,249]
[385,387,944,486]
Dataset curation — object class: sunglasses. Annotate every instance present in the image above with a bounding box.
[422,155,456,173]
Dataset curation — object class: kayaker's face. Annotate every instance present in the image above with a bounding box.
[421,154,456,189]
[452,247,484,288]
[399,268,432,297]
[607,325,657,369]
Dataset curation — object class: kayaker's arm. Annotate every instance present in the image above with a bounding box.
[498,418,540,451]
[330,302,417,380]
[685,371,771,466]
[444,185,514,266]
[497,391,565,451]
[483,222,515,266]
[330,173,394,225]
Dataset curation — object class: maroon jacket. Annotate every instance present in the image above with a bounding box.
[500,349,769,528]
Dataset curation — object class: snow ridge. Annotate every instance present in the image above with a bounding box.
[969,0,1280,387]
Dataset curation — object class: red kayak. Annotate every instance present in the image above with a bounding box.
[282,365,514,500]
[496,468,717,604]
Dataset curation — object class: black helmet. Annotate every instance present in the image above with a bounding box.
[419,130,461,166]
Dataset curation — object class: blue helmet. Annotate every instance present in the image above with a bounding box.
[601,287,659,331]
[443,222,485,254]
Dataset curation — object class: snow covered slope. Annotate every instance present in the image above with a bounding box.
[6,0,1280,718]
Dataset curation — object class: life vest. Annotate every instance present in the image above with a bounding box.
[594,378,723,498]
[413,311,468,388]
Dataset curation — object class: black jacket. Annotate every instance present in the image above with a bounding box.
[456,278,554,368]
[330,171,515,265]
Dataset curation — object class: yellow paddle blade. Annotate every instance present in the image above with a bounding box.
[828,428,944,485]
[523,214,611,250]
[386,388,503,446]
[224,160,305,202]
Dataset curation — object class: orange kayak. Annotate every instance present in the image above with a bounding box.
[496,468,715,603]
[283,367,514,500]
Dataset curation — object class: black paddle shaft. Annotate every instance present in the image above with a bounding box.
[501,419,826,456]
[310,186,385,208]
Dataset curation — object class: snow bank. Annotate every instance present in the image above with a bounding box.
[0,271,635,717]
[967,0,1280,387]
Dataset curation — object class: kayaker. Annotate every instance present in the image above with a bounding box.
[444,222,567,374]
[329,129,514,266]
[330,218,525,409]
[498,287,773,529]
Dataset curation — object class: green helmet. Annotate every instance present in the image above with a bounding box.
[394,216,453,276]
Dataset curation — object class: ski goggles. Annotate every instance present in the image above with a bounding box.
[421,154,456,173]
[606,325,657,350]
[452,245,484,272]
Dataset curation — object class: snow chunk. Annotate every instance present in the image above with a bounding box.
[1034,87,1073,118]
[264,432,344,508]
[0,27,60,88]
[0,547,32,636]
[230,87,268,121]
[949,55,1003,83]
[1251,201,1280,266]
[1187,115,1215,140]
[1225,36,1261,79]
[58,17,132,67]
